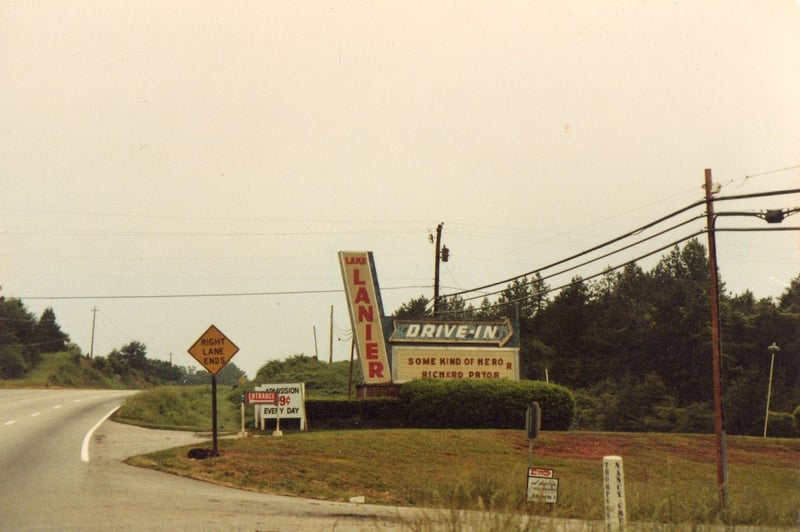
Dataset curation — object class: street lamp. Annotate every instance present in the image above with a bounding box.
[763,342,780,438]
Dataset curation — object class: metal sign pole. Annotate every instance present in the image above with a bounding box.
[528,439,534,468]
[211,374,218,455]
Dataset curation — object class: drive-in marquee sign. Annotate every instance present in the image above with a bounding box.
[339,251,520,386]
[389,317,514,346]
[392,346,519,383]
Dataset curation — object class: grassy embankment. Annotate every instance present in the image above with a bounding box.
[0,352,122,388]
[119,386,800,528]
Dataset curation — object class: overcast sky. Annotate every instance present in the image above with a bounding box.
[2,1,798,378]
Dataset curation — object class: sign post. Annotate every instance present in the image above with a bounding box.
[525,402,558,505]
[526,401,541,468]
[188,325,239,455]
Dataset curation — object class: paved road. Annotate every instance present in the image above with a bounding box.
[0,389,433,531]
[0,389,615,531]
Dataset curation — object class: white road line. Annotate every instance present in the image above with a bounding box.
[4,420,16,426]
[73,400,82,403]
[31,412,41,417]
[54,405,62,409]
[81,406,121,462]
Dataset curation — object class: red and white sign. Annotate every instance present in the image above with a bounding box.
[245,391,279,405]
[253,383,307,431]
[527,468,559,503]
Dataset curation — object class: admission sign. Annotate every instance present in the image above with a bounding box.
[253,383,308,431]
[187,325,239,376]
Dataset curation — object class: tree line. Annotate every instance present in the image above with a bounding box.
[0,299,69,378]
[0,298,244,386]
[396,238,800,435]
[88,340,245,387]
[3,237,797,434]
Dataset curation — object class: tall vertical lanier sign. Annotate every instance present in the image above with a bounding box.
[338,251,392,384]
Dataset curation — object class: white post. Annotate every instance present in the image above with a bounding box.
[603,456,626,531]
[239,401,246,438]
[273,395,283,437]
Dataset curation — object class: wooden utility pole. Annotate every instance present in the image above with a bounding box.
[704,168,727,509]
[89,307,97,358]
[433,222,443,315]
[329,305,334,363]
[347,338,355,399]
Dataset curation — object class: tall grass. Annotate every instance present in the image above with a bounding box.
[116,385,241,431]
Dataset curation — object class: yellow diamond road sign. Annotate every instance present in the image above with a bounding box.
[188,325,239,376]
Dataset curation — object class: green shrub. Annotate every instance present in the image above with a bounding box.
[304,381,575,431]
[398,379,574,430]
[307,398,405,429]
[116,385,240,431]
[0,346,27,379]
[46,356,110,387]
[573,377,715,434]
[766,411,796,438]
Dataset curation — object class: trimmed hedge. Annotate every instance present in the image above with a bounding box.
[399,379,574,430]
[306,380,575,431]
[307,397,405,429]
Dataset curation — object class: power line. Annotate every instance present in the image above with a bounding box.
[457,229,708,308]
[443,197,708,300]
[743,164,800,181]
[15,285,429,301]
[438,187,800,308]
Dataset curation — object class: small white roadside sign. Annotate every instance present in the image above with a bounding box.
[527,467,559,504]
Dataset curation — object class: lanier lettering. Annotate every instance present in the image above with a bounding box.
[340,251,390,383]
[368,361,384,378]
[349,266,385,378]
[352,268,367,285]
[357,305,374,322]
[354,287,370,304]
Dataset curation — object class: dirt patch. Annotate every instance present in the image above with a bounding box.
[538,433,633,460]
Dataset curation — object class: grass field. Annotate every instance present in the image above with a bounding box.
[127,427,800,528]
